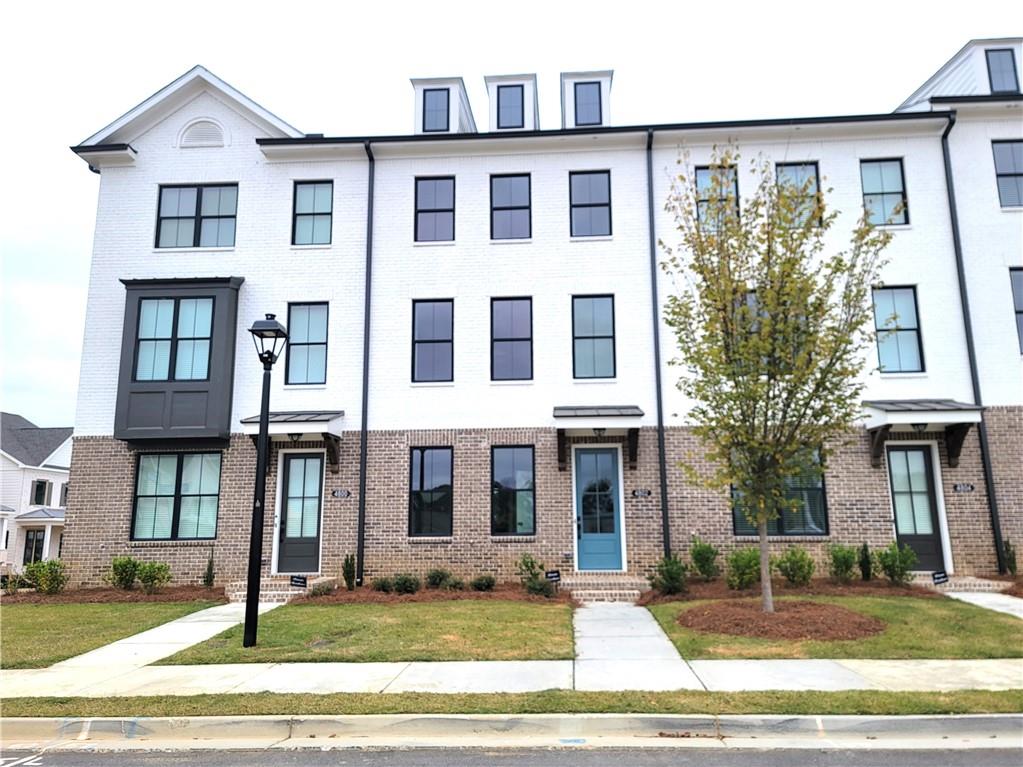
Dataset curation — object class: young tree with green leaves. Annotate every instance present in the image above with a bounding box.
[660,148,894,613]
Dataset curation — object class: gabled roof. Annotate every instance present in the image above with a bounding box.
[16,508,65,522]
[1,413,73,468]
[75,64,303,149]
[897,38,1023,112]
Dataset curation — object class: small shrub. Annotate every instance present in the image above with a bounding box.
[774,546,815,587]
[202,551,215,590]
[1004,540,1017,577]
[342,554,357,591]
[470,574,496,592]
[309,581,335,597]
[858,543,874,581]
[515,553,544,583]
[726,547,761,590]
[828,544,858,584]
[648,555,688,595]
[2,574,21,596]
[109,555,139,590]
[689,537,720,581]
[392,573,421,595]
[425,568,452,589]
[525,578,556,598]
[446,577,465,591]
[876,542,918,585]
[136,561,172,594]
[371,576,393,593]
[24,559,68,595]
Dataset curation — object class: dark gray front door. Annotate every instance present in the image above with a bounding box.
[887,446,944,571]
[278,454,322,573]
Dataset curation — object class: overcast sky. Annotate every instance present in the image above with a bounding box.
[0,0,1015,427]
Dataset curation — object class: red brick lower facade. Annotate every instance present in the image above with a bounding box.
[62,411,1018,587]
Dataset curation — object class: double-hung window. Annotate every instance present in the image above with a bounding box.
[491,446,535,535]
[993,141,1023,208]
[569,171,612,236]
[157,184,237,248]
[497,84,524,129]
[1011,268,1023,353]
[775,162,821,226]
[422,88,450,132]
[132,452,222,540]
[572,295,615,378]
[409,447,453,536]
[733,455,828,536]
[415,177,455,242]
[135,297,213,381]
[491,174,531,239]
[986,49,1020,94]
[695,165,739,226]
[292,181,332,245]
[412,300,453,382]
[286,303,328,385]
[23,529,44,565]
[574,82,602,125]
[872,287,924,373]
[491,298,532,380]
[860,159,908,225]
[30,480,51,506]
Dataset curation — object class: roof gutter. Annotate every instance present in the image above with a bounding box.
[940,113,1006,573]
[355,140,375,585]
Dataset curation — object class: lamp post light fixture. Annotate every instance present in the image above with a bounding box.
[243,313,288,648]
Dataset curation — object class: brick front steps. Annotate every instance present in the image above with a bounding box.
[561,572,650,603]
[913,574,1009,593]
[226,576,337,603]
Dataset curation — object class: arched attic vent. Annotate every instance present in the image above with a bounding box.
[178,118,227,148]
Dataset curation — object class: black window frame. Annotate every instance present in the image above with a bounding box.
[411,299,454,383]
[155,183,238,249]
[490,174,532,240]
[414,176,456,242]
[132,296,216,383]
[992,140,1023,208]
[572,294,616,379]
[291,180,333,246]
[285,302,329,385]
[30,480,51,506]
[986,49,1020,94]
[872,285,926,373]
[130,451,222,541]
[732,469,830,537]
[1010,267,1023,354]
[860,158,909,226]
[574,81,602,126]
[490,445,536,536]
[695,164,740,225]
[422,88,450,133]
[491,297,533,381]
[775,161,822,226]
[569,170,613,237]
[408,446,454,537]
[23,528,45,565]
[497,84,525,129]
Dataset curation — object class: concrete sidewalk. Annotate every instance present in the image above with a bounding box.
[947,591,1023,620]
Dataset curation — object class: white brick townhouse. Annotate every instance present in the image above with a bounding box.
[61,39,1022,592]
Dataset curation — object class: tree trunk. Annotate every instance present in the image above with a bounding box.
[758,517,774,613]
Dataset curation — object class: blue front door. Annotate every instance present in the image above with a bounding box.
[575,448,622,570]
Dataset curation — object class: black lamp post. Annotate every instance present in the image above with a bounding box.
[243,312,288,648]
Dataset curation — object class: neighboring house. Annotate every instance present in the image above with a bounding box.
[62,39,1021,591]
[0,413,73,573]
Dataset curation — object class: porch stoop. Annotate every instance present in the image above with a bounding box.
[561,571,650,603]
[913,574,1009,593]
[226,575,336,603]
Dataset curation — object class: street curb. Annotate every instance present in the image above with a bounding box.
[2,713,1021,750]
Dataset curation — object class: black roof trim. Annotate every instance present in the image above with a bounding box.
[257,111,954,148]
[119,276,245,288]
[931,94,1023,104]
[70,143,136,154]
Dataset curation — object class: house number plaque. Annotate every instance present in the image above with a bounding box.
[331,489,351,498]
[952,483,975,493]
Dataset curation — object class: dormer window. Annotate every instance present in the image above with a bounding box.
[423,88,450,132]
[574,82,602,126]
[497,85,524,129]
[986,49,1020,94]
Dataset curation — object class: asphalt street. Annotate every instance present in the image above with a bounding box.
[2,749,1022,767]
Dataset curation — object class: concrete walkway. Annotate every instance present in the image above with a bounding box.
[1,600,1021,697]
[947,591,1023,620]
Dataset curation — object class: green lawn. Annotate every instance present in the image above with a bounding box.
[162,600,574,664]
[0,602,221,669]
[648,595,1023,660]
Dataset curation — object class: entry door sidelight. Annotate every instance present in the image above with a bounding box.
[575,448,623,570]
[887,446,944,571]
[278,454,323,573]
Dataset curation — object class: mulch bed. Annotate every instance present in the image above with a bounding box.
[677,598,886,641]
[638,577,940,606]
[0,586,227,605]
[291,583,574,606]
[1001,581,1023,598]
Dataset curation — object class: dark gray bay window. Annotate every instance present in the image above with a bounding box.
[491,446,535,535]
[491,298,532,380]
[409,447,452,536]
[497,84,524,129]
[135,297,213,381]
[156,185,237,248]
[423,88,450,132]
[412,299,453,382]
[491,175,531,239]
[570,171,611,236]
[132,452,221,540]
[573,295,615,378]
[415,177,455,242]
